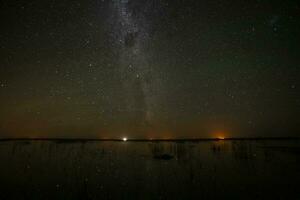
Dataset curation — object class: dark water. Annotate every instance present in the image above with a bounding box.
[0,140,300,199]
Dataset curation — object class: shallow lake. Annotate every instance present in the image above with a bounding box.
[0,139,299,199]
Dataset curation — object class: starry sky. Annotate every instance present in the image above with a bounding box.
[0,0,299,139]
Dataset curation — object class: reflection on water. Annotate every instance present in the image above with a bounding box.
[0,140,299,199]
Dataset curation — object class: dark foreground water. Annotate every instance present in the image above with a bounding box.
[0,139,300,199]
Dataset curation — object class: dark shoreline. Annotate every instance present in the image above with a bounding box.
[0,137,299,142]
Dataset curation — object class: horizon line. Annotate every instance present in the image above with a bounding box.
[0,136,299,142]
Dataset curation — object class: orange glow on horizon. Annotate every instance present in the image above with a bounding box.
[213,131,227,140]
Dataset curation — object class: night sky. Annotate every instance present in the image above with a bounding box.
[0,0,299,139]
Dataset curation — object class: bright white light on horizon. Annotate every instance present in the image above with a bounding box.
[123,137,127,141]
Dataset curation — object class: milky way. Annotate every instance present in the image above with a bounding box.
[109,0,163,132]
[0,0,299,138]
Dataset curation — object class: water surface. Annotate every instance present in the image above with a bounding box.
[0,140,299,199]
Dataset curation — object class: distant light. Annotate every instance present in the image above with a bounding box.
[218,136,225,140]
[123,137,127,142]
